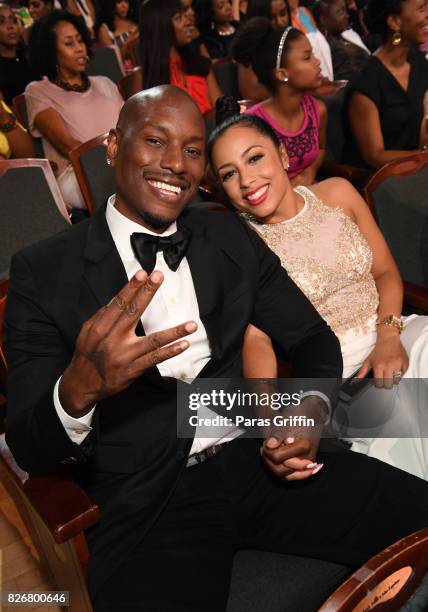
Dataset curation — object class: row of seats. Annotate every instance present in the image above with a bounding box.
[1,144,428,303]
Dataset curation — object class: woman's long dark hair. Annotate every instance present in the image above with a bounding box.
[140,0,210,90]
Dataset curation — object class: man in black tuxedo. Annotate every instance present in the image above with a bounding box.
[5,86,428,611]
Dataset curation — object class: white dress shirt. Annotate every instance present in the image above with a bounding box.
[54,195,242,454]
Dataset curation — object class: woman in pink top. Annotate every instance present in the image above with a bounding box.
[232,17,327,186]
[26,11,123,210]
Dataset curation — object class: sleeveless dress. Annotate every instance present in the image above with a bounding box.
[246,186,428,480]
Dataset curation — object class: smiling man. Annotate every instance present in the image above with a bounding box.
[5,86,428,611]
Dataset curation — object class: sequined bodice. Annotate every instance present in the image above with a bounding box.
[245,186,379,339]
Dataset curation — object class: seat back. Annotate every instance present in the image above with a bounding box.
[0,159,70,279]
[321,87,347,163]
[213,58,241,99]
[86,46,125,84]
[118,67,142,100]
[364,152,428,290]
[69,133,115,214]
[319,528,428,611]
[12,94,45,158]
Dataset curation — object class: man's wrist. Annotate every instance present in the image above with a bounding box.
[300,394,330,425]
[59,373,95,418]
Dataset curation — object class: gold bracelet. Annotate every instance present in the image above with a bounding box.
[376,314,403,333]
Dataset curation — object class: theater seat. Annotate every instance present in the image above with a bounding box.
[228,551,349,612]
[364,151,428,312]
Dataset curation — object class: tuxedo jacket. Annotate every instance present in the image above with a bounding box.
[5,204,342,595]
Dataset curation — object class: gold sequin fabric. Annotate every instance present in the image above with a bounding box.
[245,186,379,339]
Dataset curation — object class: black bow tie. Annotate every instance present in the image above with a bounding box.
[130,226,191,275]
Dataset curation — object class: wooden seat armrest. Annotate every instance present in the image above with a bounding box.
[0,436,100,543]
[404,281,428,312]
[320,160,368,182]
[23,475,100,543]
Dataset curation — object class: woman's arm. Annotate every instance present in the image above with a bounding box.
[0,102,35,158]
[97,23,113,46]
[206,68,222,106]
[348,91,423,169]
[33,108,81,158]
[314,178,409,381]
[291,99,327,186]
[231,0,241,21]
[243,324,278,378]
[197,43,222,105]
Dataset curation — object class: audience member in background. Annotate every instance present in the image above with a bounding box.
[181,0,201,40]
[208,111,428,480]
[233,19,326,185]
[28,0,54,21]
[313,0,369,80]
[345,0,368,39]
[194,0,239,58]
[0,89,34,158]
[139,0,221,114]
[65,0,95,36]
[246,0,290,27]
[343,0,428,170]
[95,0,138,67]
[0,3,33,105]
[26,11,123,209]
[23,0,54,44]
[237,1,291,99]
[288,0,334,80]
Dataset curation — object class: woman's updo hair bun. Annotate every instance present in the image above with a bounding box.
[231,17,304,93]
[365,0,405,39]
[215,96,240,126]
[230,16,273,68]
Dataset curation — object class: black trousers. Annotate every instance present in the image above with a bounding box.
[92,438,428,611]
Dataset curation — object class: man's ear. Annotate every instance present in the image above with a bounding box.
[106,128,119,166]
[279,143,290,170]
[273,67,289,84]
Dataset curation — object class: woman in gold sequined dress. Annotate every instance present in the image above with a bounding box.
[208,113,428,480]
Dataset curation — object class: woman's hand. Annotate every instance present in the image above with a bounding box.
[261,437,323,481]
[356,329,409,388]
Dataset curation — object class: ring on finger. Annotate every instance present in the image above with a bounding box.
[392,370,403,379]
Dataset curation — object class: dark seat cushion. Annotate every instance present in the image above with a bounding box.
[227,550,350,612]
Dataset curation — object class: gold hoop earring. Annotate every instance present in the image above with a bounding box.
[392,31,402,46]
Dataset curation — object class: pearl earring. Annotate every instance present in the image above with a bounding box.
[106,157,112,166]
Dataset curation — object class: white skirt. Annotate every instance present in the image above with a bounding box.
[57,164,86,211]
[340,314,428,480]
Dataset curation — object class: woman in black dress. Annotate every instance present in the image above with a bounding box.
[343,0,428,169]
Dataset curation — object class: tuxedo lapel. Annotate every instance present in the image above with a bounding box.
[180,214,223,359]
[82,205,130,313]
[80,206,171,386]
